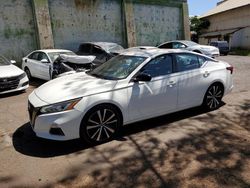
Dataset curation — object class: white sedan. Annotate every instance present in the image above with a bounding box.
[22,49,75,80]
[0,55,29,95]
[158,40,220,58]
[28,49,233,144]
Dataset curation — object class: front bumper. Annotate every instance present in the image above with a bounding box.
[0,76,29,95]
[28,94,84,141]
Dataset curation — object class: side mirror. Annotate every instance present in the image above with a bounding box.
[41,59,49,63]
[180,45,186,49]
[133,73,152,82]
[10,60,16,64]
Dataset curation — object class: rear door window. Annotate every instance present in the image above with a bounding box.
[158,42,173,49]
[198,56,207,66]
[175,54,200,72]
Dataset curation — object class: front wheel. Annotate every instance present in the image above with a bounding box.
[80,105,122,144]
[203,84,224,110]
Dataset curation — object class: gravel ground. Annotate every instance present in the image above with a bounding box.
[0,55,249,188]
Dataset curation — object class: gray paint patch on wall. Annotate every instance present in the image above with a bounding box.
[48,0,125,52]
[0,0,37,61]
[133,4,182,46]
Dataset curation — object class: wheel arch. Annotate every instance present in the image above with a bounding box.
[80,102,124,126]
[203,81,225,103]
[24,66,32,77]
[209,81,225,94]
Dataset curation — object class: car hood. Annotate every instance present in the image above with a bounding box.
[0,64,24,78]
[34,72,118,104]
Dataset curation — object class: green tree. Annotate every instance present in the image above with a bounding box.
[190,16,210,35]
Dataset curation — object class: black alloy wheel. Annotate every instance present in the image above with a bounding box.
[81,105,121,144]
[203,84,224,110]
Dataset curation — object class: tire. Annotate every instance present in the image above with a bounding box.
[24,67,32,80]
[52,72,58,79]
[80,104,122,144]
[203,83,224,110]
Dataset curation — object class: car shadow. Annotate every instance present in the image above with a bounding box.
[12,103,225,158]
[0,90,26,99]
[29,78,46,88]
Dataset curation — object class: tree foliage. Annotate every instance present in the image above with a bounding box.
[190,16,210,35]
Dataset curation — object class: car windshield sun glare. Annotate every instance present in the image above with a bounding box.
[87,55,146,80]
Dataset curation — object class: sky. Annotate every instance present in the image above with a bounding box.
[187,0,220,16]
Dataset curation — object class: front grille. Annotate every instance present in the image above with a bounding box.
[28,101,40,128]
[0,76,20,92]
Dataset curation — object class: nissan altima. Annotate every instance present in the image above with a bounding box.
[28,49,233,144]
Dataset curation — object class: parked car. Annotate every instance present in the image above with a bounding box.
[28,49,233,144]
[76,42,124,67]
[22,49,80,80]
[158,40,220,58]
[210,41,229,55]
[0,55,29,94]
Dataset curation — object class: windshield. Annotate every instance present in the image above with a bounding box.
[183,41,198,47]
[108,45,124,52]
[87,55,147,80]
[0,55,10,66]
[48,51,76,62]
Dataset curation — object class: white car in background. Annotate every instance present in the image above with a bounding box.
[22,49,75,80]
[158,40,220,58]
[0,55,29,94]
[28,49,233,144]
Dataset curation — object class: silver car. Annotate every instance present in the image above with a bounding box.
[158,40,220,58]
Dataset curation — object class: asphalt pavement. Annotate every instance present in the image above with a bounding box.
[0,55,249,188]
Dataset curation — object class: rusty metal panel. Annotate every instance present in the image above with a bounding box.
[48,0,125,51]
[0,0,37,61]
[133,4,183,46]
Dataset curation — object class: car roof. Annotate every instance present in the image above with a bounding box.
[158,40,198,47]
[35,49,73,53]
[120,48,192,58]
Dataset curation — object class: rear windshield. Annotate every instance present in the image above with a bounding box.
[218,42,229,47]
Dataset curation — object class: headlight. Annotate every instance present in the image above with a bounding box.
[18,73,27,79]
[40,98,82,114]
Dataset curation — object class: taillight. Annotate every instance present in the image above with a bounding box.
[226,66,233,74]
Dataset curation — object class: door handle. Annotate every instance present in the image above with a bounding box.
[167,81,176,87]
[203,71,210,77]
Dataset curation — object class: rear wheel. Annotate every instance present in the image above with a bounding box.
[203,83,224,110]
[24,67,32,80]
[80,104,122,144]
